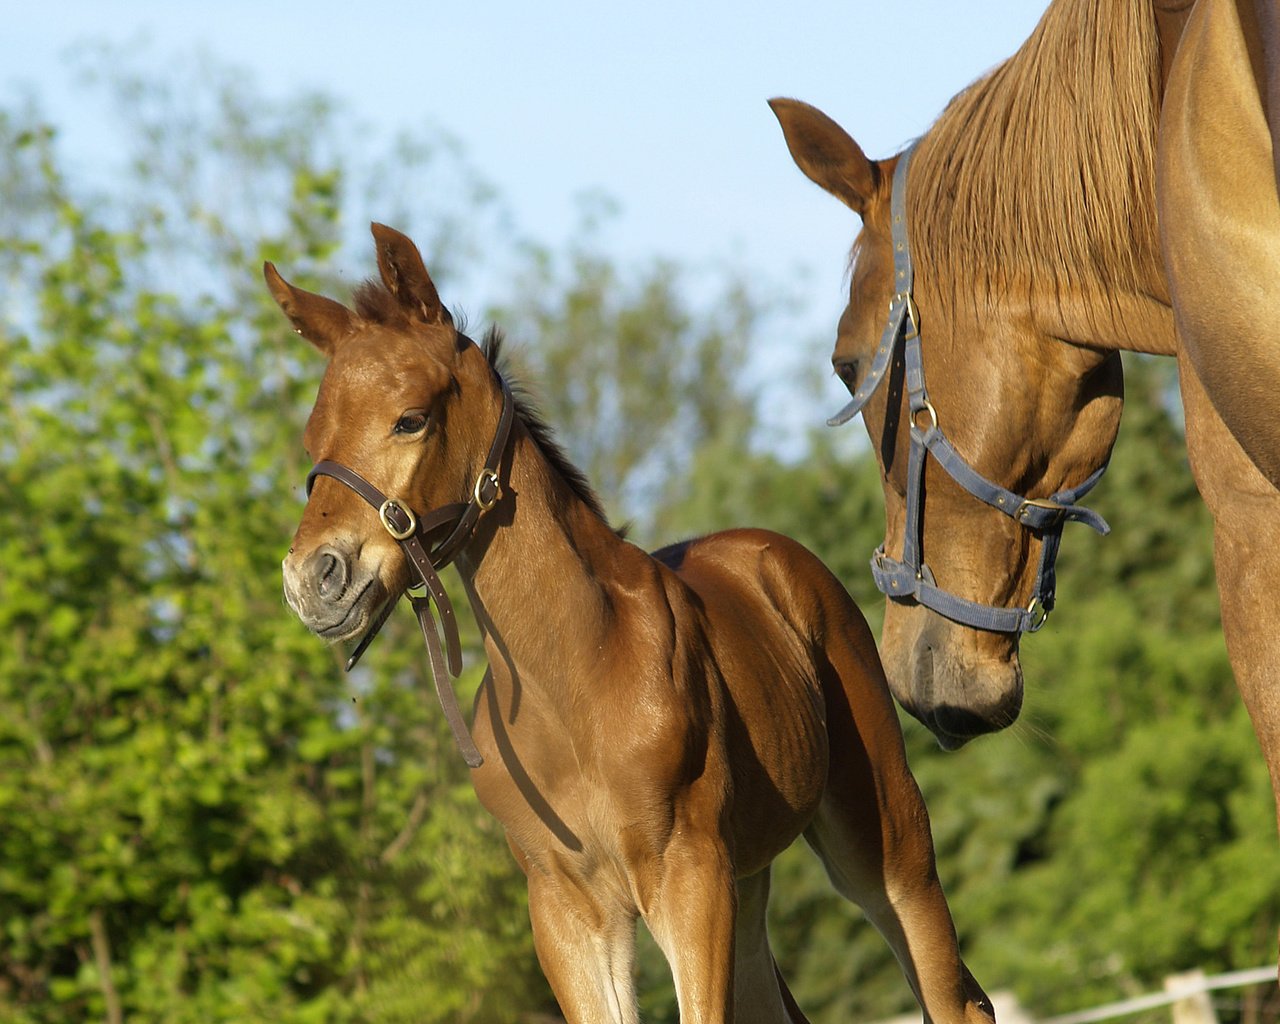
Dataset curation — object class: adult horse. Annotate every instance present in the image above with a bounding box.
[269,224,996,1024]
[770,0,1280,835]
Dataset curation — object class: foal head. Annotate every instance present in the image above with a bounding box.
[271,224,499,642]
[771,99,1127,748]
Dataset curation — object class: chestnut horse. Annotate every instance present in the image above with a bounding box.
[770,0,1280,841]
[270,224,995,1024]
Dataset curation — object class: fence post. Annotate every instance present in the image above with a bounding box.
[1164,969,1219,1024]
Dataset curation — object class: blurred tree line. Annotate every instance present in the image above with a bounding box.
[1,54,1276,1024]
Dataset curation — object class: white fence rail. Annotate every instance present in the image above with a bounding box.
[876,967,1275,1024]
[1039,966,1275,1024]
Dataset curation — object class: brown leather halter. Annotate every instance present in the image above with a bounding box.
[304,374,515,768]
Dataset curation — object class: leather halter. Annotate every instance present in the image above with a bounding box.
[826,144,1110,634]
[304,374,516,767]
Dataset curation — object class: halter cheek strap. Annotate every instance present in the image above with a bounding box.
[829,144,1110,634]
[304,374,515,767]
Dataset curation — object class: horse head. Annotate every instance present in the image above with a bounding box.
[270,224,501,646]
[772,98,1129,748]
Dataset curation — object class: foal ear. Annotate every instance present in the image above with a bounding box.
[768,97,880,216]
[370,222,452,327]
[262,262,359,356]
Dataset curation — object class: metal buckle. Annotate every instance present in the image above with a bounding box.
[1025,595,1050,632]
[903,292,920,340]
[1016,497,1067,525]
[378,498,417,541]
[912,398,938,433]
[473,468,501,511]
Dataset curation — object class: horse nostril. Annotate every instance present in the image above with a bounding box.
[314,548,349,601]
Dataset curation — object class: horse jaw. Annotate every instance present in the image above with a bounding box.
[880,602,1024,749]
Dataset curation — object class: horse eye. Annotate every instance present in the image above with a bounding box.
[834,359,860,390]
[394,412,428,435]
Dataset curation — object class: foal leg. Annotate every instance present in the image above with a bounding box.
[525,873,639,1024]
[643,829,738,1023]
[733,867,812,1024]
[805,634,994,1024]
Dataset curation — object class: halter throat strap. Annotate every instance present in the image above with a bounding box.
[830,143,1110,634]
[303,373,516,767]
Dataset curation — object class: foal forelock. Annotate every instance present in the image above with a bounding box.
[908,0,1161,310]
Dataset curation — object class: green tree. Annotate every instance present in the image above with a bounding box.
[0,64,545,1023]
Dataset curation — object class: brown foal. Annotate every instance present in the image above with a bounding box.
[271,224,995,1024]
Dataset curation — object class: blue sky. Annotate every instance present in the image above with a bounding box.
[4,2,1048,429]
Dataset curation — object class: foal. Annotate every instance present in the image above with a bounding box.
[273,224,995,1024]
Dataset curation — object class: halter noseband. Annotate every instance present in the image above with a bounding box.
[304,374,516,767]
[826,144,1110,634]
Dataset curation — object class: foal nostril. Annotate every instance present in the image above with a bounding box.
[312,546,350,601]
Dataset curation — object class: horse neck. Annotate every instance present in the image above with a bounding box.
[456,420,624,692]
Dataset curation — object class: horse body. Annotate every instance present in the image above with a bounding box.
[772,0,1280,878]
[272,225,995,1024]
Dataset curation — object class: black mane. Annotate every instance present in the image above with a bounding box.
[480,327,614,530]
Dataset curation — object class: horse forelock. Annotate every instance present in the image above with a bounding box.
[352,278,410,327]
[908,0,1161,314]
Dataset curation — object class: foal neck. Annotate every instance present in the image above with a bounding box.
[454,387,627,690]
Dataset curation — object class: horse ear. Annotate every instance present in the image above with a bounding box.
[768,98,880,216]
[262,263,359,355]
[370,222,452,327]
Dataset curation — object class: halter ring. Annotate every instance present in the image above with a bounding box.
[913,399,939,433]
[1025,595,1050,632]
[378,498,418,540]
[473,468,501,511]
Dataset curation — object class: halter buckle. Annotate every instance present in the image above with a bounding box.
[1025,595,1050,632]
[1016,497,1067,526]
[903,293,920,340]
[378,498,418,541]
[473,468,501,511]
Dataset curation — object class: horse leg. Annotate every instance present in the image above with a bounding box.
[643,830,737,1023]
[1159,0,1280,485]
[524,872,640,1024]
[733,867,812,1024]
[1178,353,1280,848]
[804,636,994,1024]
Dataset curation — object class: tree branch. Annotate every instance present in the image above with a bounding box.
[88,908,123,1024]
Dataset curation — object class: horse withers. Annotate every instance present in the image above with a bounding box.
[270,223,995,1024]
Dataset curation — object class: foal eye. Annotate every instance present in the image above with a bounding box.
[394,412,429,435]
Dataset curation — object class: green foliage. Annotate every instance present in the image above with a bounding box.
[0,67,545,1024]
[487,208,764,537]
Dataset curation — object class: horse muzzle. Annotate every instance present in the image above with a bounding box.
[283,543,390,643]
[882,604,1025,748]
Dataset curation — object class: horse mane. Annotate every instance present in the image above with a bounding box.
[907,0,1161,306]
[479,326,616,530]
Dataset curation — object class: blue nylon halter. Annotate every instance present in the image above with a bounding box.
[827,143,1110,634]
